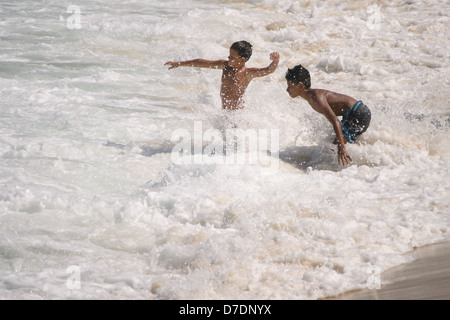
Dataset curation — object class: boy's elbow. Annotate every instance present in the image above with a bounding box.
[266,65,276,73]
[268,67,277,75]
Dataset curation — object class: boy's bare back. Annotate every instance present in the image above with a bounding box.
[306,89,358,118]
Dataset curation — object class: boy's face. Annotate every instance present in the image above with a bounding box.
[228,49,245,68]
[286,81,302,98]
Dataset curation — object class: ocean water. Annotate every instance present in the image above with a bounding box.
[0,0,449,300]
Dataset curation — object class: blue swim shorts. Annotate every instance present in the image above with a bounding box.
[341,101,371,143]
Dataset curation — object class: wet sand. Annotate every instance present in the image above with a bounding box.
[331,241,450,300]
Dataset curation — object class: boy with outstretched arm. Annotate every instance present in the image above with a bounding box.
[165,41,280,111]
[285,64,371,166]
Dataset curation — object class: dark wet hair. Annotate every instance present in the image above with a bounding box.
[285,64,311,88]
[230,41,252,61]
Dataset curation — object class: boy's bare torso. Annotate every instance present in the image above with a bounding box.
[165,49,279,111]
[308,89,358,117]
[220,62,252,110]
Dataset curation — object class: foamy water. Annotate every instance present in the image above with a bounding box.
[0,0,449,299]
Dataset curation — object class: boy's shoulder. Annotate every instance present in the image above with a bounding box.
[310,88,333,101]
[312,88,333,95]
[312,88,358,112]
[313,88,348,101]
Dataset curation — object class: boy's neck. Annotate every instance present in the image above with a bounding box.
[232,64,246,71]
[298,88,314,102]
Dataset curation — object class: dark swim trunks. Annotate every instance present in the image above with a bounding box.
[341,101,371,143]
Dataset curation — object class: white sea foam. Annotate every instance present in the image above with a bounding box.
[0,0,449,299]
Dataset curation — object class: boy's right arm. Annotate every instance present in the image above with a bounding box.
[165,59,226,70]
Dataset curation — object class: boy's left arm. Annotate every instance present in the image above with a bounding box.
[316,98,352,166]
[247,52,280,79]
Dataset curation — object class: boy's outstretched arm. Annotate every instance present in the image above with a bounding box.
[165,59,226,70]
[247,52,280,78]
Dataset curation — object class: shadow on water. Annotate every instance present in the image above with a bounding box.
[104,141,128,150]
[140,141,175,157]
[104,141,175,157]
[105,141,341,171]
[279,145,339,172]
[105,141,220,157]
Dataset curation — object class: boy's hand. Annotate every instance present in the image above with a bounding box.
[338,146,352,166]
[270,52,280,61]
[165,61,180,70]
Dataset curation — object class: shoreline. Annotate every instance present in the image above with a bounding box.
[329,241,450,300]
